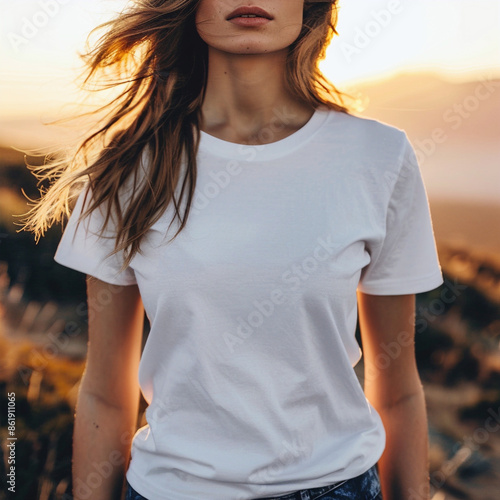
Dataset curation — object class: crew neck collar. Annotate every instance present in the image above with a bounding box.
[199,107,331,162]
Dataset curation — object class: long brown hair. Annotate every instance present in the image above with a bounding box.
[23,0,350,266]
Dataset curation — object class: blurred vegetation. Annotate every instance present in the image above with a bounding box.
[0,149,87,305]
[0,337,83,499]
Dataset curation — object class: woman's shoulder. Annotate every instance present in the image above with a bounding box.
[320,107,409,151]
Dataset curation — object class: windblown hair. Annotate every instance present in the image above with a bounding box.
[24,0,350,266]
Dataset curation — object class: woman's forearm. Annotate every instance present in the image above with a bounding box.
[73,388,138,500]
[375,387,430,500]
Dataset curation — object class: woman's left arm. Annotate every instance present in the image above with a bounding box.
[357,291,430,500]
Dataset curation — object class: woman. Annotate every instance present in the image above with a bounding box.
[25,1,443,499]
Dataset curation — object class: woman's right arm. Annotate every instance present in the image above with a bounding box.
[73,277,145,500]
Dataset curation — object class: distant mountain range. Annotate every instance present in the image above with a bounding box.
[350,72,500,201]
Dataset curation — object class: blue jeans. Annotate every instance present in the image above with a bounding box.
[125,464,383,499]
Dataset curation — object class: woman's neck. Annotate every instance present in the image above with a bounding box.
[201,47,315,145]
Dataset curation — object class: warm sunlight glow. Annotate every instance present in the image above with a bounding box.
[0,0,128,119]
[321,0,500,85]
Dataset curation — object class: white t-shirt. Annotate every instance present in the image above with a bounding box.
[55,108,443,500]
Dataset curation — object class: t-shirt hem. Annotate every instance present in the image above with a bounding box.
[357,271,444,295]
[125,450,385,500]
[54,253,137,286]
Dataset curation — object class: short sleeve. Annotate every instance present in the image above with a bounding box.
[358,135,444,295]
[54,187,137,286]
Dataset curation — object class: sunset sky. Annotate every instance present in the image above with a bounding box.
[0,0,499,119]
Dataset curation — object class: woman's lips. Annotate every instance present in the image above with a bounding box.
[228,16,271,27]
[226,6,273,27]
